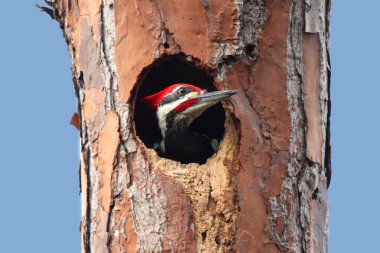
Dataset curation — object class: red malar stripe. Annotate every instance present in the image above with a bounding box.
[173,98,199,114]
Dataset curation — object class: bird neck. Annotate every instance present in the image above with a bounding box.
[160,117,215,164]
[155,113,191,154]
[164,113,192,137]
[157,111,192,138]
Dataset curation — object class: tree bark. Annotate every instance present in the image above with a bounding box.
[45,0,331,252]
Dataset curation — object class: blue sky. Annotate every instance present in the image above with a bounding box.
[0,1,378,252]
[329,1,380,252]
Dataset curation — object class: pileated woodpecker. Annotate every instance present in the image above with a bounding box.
[141,83,237,164]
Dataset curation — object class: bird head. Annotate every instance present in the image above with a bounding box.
[140,83,237,137]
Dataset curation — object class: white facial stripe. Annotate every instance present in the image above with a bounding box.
[156,93,195,137]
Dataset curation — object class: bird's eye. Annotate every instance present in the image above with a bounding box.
[177,87,187,96]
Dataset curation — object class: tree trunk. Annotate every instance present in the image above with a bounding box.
[45,0,331,252]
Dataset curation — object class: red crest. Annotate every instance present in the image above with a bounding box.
[140,83,202,110]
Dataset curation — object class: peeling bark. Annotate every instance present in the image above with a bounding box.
[43,0,331,252]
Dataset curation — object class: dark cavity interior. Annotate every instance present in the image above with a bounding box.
[133,55,226,164]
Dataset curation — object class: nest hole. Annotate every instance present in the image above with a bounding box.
[133,55,226,164]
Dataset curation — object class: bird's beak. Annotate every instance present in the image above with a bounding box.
[176,89,238,120]
[194,89,238,104]
[181,89,237,117]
